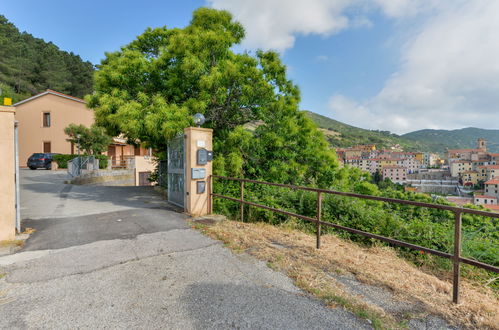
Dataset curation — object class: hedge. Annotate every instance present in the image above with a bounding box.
[53,154,108,169]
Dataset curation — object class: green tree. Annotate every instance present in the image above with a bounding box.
[0,15,94,100]
[87,8,340,187]
[64,124,112,155]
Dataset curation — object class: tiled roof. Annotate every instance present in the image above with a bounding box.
[485,179,499,185]
[485,205,499,211]
[474,195,497,199]
[14,89,85,106]
[448,148,481,153]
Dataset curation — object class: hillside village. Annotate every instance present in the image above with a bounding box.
[336,139,499,211]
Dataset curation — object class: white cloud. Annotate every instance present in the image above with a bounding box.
[370,0,439,18]
[207,0,499,133]
[206,0,435,52]
[207,0,354,52]
[329,0,499,133]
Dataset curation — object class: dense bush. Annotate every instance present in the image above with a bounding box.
[53,154,108,169]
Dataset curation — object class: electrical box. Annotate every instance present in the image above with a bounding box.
[197,148,208,165]
[197,181,206,194]
[207,150,213,161]
[191,168,206,179]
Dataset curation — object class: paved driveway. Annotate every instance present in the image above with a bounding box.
[0,170,370,329]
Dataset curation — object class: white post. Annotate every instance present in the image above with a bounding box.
[14,120,20,233]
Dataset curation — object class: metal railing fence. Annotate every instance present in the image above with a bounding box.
[68,156,98,177]
[210,175,499,304]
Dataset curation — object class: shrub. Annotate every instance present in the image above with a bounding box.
[53,154,108,169]
[94,154,108,169]
[53,154,77,168]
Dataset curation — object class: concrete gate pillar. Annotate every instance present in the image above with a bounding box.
[184,127,213,216]
[0,105,16,241]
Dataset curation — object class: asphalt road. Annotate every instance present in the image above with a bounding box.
[0,170,371,329]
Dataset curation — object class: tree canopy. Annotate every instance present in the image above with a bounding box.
[88,8,340,187]
[64,123,112,155]
[0,15,94,101]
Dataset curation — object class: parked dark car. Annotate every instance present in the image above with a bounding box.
[27,153,59,170]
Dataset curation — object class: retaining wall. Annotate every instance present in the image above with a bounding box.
[71,169,135,186]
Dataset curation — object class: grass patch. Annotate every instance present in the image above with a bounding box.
[197,219,499,329]
[0,239,24,248]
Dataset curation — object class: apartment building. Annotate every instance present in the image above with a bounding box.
[382,166,407,184]
[450,160,472,177]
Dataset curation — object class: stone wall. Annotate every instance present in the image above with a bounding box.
[71,169,135,186]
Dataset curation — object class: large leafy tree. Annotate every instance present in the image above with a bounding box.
[88,8,340,187]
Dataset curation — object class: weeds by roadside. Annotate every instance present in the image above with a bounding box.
[194,219,499,329]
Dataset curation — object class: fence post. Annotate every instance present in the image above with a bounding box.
[453,211,462,304]
[240,181,245,222]
[208,175,212,214]
[316,192,322,249]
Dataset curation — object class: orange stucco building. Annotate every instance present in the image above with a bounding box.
[14,90,149,167]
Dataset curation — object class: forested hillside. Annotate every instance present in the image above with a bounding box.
[403,127,499,153]
[0,15,94,102]
[304,111,442,152]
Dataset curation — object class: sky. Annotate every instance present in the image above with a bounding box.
[1,0,498,134]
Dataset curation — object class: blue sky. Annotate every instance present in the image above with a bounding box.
[2,1,498,134]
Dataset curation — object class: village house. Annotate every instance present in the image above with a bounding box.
[450,160,472,177]
[473,178,499,211]
[460,170,479,186]
[484,178,499,198]
[13,90,150,168]
[382,165,407,184]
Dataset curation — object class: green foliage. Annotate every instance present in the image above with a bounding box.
[0,15,94,101]
[52,154,75,169]
[89,8,339,188]
[64,124,112,155]
[53,154,108,169]
[94,154,109,169]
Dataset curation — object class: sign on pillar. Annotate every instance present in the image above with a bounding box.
[184,127,213,216]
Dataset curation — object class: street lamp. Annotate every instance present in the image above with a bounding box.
[193,113,206,127]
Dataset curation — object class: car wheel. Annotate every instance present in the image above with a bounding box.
[46,164,52,170]
[29,166,36,170]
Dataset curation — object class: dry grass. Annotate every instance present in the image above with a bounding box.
[0,240,24,248]
[318,128,342,138]
[196,220,499,329]
[22,227,36,235]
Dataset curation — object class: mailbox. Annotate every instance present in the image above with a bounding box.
[191,168,206,179]
[207,150,213,161]
[197,181,206,194]
[197,148,208,165]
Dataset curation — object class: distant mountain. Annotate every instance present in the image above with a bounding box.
[304,111,436,152]
[402,127,499,153]
[0,15,94,102]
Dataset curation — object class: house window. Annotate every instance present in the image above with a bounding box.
[43,112,51,127]
[134,146,141,156]
[43,141,51,153]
